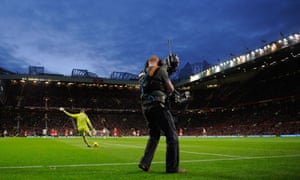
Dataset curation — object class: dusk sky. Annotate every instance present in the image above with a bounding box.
[0,0,299,77]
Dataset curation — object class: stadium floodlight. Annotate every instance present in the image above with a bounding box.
[215,65,220,73]
[283,38,288,46]
[288,35,294,40]
[230,59,234,67]
[271,43,277,52]
[295,33,300,41]
[190,74,200,82]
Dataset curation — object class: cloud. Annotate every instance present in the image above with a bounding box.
[0,3,132,76]
[0,0,299,77]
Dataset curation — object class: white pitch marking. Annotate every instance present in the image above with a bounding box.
[99,142,145,149]
[94,141,243,158]
[0,154,299,169]
[179,154,300,163]
[181,150,243,158]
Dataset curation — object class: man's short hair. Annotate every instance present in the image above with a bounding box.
[148,55,159,64]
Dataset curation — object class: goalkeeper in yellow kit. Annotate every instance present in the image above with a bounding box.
[59,107,95,147]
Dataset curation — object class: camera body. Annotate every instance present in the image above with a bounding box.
[160,54,180,76]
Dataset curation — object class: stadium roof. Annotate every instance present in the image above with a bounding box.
[176,32,300,89]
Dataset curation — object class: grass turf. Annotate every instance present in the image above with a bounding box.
[0,136,299,179]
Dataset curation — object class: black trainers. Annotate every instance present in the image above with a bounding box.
[138,164,151,172]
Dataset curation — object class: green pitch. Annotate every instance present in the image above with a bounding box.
[0,136,299,180]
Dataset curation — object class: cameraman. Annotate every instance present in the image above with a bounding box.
[138,55,186,173]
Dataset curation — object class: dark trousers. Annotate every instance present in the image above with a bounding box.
[140,103,179,173]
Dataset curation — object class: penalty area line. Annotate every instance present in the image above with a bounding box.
[179,154,300,164]
[0,154,299,169]
[181,150,243,158]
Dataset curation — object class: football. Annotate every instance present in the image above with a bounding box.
[92,141,99,147]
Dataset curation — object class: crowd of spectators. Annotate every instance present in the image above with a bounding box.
[0,108,147,137]
[176,98,299,136]
[6,81,141,109]
[1,81,145,136]
[1,96,298,137]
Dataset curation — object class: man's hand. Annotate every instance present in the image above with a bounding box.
[172,90,191,104]
[59,107,65,111]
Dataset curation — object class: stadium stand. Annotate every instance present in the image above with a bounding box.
[0,32,299,137]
